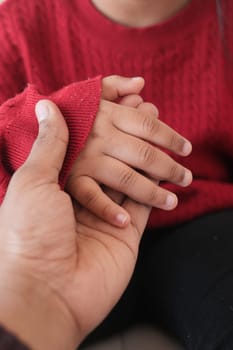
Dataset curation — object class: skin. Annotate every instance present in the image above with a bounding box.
[67,76,192,227]
[0,3,193,349]
[0,82,192,349]
[91,0,191,27]
[65,0,193,227]
[0,101,152,349]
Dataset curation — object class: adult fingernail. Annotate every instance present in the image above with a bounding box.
[35,101,49,122]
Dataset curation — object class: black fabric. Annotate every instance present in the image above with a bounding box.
[82,209,233,350]
[0,326,29,350]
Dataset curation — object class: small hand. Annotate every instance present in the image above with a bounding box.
[66,75,193,228]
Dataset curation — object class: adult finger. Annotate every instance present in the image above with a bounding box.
[102,75,145,101]
[24,100,69,182]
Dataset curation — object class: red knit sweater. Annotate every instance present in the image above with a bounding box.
[0,0,232,228]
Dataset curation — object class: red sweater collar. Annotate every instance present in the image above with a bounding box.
[75,0,216,50]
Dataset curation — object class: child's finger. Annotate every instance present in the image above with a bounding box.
[103,131,192,187]
[112,103,192,156]
[119,94,143,107]
[102,75,144,101]
[82,157,179,211]
[137,102,159,119]
[67,175,130,227]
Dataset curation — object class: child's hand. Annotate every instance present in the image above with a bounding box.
[66,76,193,227]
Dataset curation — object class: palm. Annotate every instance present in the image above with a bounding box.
[49,195,150,336]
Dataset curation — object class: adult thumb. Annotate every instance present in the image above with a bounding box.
[25,100,69,182]
[101,75,145,101]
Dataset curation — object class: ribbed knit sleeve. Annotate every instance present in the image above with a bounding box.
[0,77,102,203]
[0,325,29,350]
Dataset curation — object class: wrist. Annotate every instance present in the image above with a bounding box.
[0,263,81,350]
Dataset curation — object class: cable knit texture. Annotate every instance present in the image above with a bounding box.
[0,0,232,228]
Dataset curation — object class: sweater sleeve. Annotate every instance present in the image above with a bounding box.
[0,77,102,203]
[0,325,30,350]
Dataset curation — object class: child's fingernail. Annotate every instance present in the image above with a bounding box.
[182,169,193,187]
[166,194,177,209]
[182,141,192,155]
[116,213,128,225]
[35,101,49,122]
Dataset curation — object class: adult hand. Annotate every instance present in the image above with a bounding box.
[0,100,151,350]
[66,75,193,227]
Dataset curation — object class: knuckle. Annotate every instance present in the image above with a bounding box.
[146,186,161,204]
[142,115,160,136]
[37,122,50,143]
[149,103,159,117]
[168,133,184,152]
[100,202,114,218]
[119,169,136,188]
[169,164,185,183]
[102,74,119,87]
[140,102,159,115]
[82,188,99,207]
[38,121,67,147]
[37,120,55,143]
[139,144,157,165]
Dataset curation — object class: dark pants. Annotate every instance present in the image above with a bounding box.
[81,209,233,350]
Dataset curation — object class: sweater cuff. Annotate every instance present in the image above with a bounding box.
[0,325,30,350]
[0,76,102,201]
